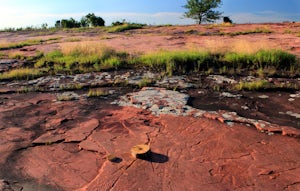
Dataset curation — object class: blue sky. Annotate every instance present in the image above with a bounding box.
[0,0,299,28]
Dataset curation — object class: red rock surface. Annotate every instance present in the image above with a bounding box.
[1,23,300,190]
[1,92,299,190]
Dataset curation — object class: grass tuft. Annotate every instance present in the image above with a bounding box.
[35,42,127,74]
[87,89,107,97]
[234,80,272,91]
[107,23,145,33]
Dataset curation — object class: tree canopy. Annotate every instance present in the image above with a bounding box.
[183,0,222,24]
[55,13,105,28]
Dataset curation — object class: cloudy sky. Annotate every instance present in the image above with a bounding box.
[0,0,299,29]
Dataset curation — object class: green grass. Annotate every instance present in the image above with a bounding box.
[107,23,146,33]
[223,50,296,70]
[234,80,299,91]
[0,68,44,80]
[0,39,44,50]
[234,80,272,91]
[225,28,273,36]
[0,37,63,50]
[35,46,127,74]
[138,77,153,88]
[3,46,297,81]
[135,49,296,76]
[137,51,212,76]
[87,89,108,97]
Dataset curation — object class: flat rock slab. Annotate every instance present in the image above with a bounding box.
[77,107,300,191]
[114,87,300,137]
[1,90,300,191]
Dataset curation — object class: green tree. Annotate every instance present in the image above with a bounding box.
[80,17,89,27]
[85,13,105,27]
[183,0,222,24]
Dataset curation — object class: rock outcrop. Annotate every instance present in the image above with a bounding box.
[1,88,300,190]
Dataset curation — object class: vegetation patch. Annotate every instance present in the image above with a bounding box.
[35,42,128,74]
[137,50,212,76]
[136,49,297,76]
[234,80,298,91]
[234,80,273,91]
[0,37,62,50]
[107,23,146,33]
[0,68,44,80]
[87,89,108,97]
[224,28,273,36]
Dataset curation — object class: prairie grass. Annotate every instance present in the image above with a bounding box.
[137,50,211,75]
[35,42,126,73]
[0,68,43,80]
[234,80,272,91]
[226,28,273,36]
[234,80,298,91]
[0,37,63,50]
[8,51,27,60]
[202,39,277,54]
[136,48,296,76]
[0,39,43,50]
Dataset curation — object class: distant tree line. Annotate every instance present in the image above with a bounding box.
[55,13,105,28]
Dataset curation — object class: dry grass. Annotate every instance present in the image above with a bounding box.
[59,41,115,57]
[198,39,279,54]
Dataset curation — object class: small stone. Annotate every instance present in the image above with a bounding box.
[241,106,249,110]
[258,95,269,99]
[288,98,295,102]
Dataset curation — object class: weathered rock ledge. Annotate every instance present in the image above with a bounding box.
[0,88,300,191]
[114,87,300,137]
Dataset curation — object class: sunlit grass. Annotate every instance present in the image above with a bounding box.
[0,68,44,80]
[136,48,296,76]
[0,39,43,50]
[35,42,127,73]
[137,50,211,76]
[0,37,63,50]
[201,39,277,54]
[107,23,145,33]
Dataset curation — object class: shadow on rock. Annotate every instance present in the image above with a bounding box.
[110,157,123,163]
[138,151,169,163]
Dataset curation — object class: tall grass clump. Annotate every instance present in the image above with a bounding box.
[253,49,296,69]
[35,42,127,73]
[138,50,211,76]
[223,49,296,71]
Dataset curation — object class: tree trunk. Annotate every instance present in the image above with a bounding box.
[198,14,202,24]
